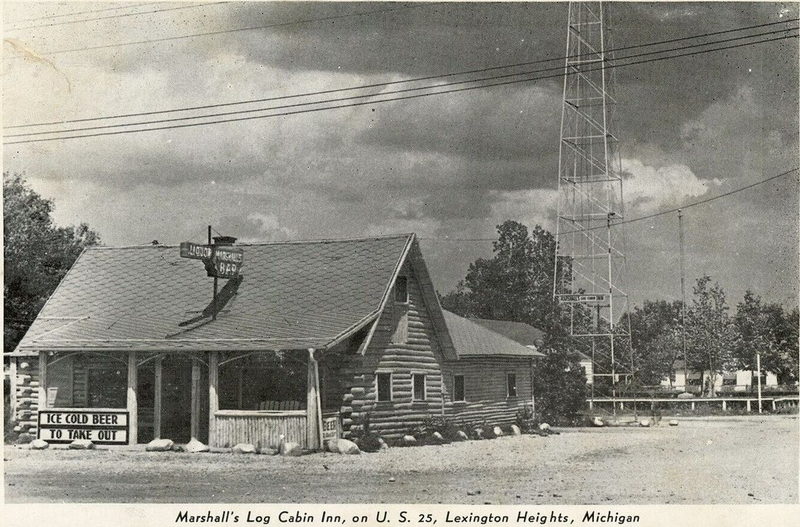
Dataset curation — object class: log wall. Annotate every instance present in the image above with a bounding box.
[323,261,536,439]
[12,357,40,435]
[329,262,448,438]
[442,357,534,427]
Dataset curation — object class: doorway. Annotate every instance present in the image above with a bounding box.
[160,355,208,444]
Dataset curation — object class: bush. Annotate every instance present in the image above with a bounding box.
[516,406,536,433]
[481,421,497,439]
[4,377,19,444]
[533,348,588,425]
[349,413,384,453]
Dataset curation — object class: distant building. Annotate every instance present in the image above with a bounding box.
[662,360,779,393]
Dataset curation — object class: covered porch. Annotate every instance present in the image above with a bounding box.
[35,347,339,449]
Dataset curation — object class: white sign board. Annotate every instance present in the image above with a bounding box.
[38,410,129,445]
[322,415,340,443]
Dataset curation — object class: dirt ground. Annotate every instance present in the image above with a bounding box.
[4,415,797,504]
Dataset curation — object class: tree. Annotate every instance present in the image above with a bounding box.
[440,220,571,345]
[440,220,586,420]
[532,346,588,425]
[685,276,735,396]
[734,291,798,386]
[4,173,100,352]
[627,300,684,387]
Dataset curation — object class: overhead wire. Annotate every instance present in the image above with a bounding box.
[3,2,441,60]
[8,26,796,138]
[418,167,800,242]
[5,2,230,31]
[7,17,797,129]
[4,29,797,144]
[5,2,159,25]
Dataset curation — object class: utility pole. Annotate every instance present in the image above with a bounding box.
[756,351,763,413]
[678,209,688,392]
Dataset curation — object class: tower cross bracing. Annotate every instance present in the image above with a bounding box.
[552,1,633,401]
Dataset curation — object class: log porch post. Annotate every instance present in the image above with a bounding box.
[127,350,138,445]
[10,359,17,421]
[38,351,48,411]
[208,351,219,447]
[306,348,322,450]
[154,357,163,439]
[190,357,200,441]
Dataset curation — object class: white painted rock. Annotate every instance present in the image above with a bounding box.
[592,417,605,427]
[185,438,209,453]
[510,425,522,436]
[456,430,469,441]
[232,443,257,454]
[280,442,303,456]
[13,425,22,433]
[30,439,49,450]
[639,419,651,427]
[493,426,504,437]
[69,439,95,450]
[378,438,390,450]
[146,438,174,452]
[473,428,485,440]
[331,439,361,455]
[432,431,444,442]
[539,423,551,431]
[669,419,679,427]
[402,435,417,446]
[676,392,695,399]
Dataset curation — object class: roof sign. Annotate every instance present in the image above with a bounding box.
[180,241,243,278]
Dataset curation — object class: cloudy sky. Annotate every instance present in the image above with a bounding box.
[3,1,798,310]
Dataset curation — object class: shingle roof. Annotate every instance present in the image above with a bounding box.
[11,235,413,354]
[468,318,546,348]
[443,311,543,358]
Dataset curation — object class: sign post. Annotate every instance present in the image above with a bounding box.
[179,226,244,323]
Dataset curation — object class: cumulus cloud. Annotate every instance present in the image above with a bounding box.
[621,159,722,212]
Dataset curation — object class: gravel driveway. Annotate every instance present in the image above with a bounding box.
[4,415,797,503]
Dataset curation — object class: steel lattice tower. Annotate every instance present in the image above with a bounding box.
[552,1,633,407]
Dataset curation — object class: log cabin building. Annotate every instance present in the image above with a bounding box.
[7,234,542,449]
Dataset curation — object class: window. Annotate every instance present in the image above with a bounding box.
[394,276,408,303]
[413,373,426,401]
[453,375,465,402]
[377,373,392,402]
[506,373,517,397]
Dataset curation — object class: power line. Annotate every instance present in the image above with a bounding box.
[5,30,796,144]
[8,17,797,129]
[8,26,794,138]
[419,168,799,242]
[5,3,159,25]
[3,2,440,60]
[6,2,230,32]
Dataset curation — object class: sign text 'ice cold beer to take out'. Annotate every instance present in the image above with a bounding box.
[38,410,129,445]
[180,242,243,279]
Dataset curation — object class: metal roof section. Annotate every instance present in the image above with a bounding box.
[442,310,544,359]
[468,318,546,349]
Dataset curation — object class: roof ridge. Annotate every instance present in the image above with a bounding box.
[85,233,415,250]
